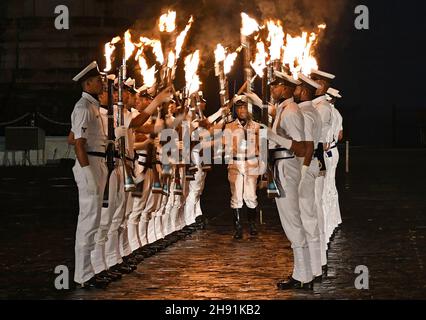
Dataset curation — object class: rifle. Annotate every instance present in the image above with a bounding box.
[263,63,280,198]
[103,76,116,207]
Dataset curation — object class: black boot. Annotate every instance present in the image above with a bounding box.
[233,209,243,239]
[247,207,258,236]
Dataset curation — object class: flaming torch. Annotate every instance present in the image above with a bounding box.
[117,30,136,192]
[241,12,259,115]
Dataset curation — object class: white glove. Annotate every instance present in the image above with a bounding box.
[82,166,99,195]
[244,91,263,107]
[178,141,184,150]
[301,165,309,181]
[114,126,128,140]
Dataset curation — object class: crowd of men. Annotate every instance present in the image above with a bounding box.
[69,60,343,291]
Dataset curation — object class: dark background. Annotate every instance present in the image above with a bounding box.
[0,0,425,147]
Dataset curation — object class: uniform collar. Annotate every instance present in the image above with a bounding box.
[277,97,294,109]
[298,101,313,108]
[236,118,250,128]
[312,95,327,106]
[82,92,100,107]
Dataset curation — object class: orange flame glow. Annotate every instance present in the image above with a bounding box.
[159,10,176,33]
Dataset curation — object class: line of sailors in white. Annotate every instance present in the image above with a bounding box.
[70,61,215,288]
[243,69,344,290]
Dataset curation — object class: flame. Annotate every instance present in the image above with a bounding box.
[124,30,135,61]
[140,37,164,64]
[104,36,120,72]
[283,31,319,79]
[214,44,226,64]
[241,13,259,36]
[224,52,238,75]
[318,23,327,30]
[138,55,156,88]
[267,20,284,61]
[159,10,176,33]
[167,51,176,69]
[184,50,201,96]
[250,41,267,77]
[175,16,194,59]
[215,44,238,75]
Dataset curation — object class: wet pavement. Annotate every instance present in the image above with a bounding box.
[0,147,425,300]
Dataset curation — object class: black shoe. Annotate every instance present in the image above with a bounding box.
[313,275,323,283]
[106,269,122,281]
[233,209,243,240]
[247,207,258,236]
[277,277,313,290]
[322,265,328,276]
[121,259,137,271]
[77,276,109,289]
[111,263,133,274]
[95,270,114,282]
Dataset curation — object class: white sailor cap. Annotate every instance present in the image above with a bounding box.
[327,87,342,98]
[298,73,321,91]
[233,95,249,106]
[124,77,136,88]
[269,70,301,87]
[310,69,336,81]
[72,61,101,83]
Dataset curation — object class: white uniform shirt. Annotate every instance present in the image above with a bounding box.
[312,95,333,144]
[298,101,322,150]
[71,92,107,153]
[331,105,343,143]
[270,97,305,149]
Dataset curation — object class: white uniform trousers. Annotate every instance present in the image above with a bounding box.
[104,166,125,268]
[227,165,258,210]
[184,169,207,225]
[72,156,107,284]
[126,161,147,252]
[136,168,153,246]
[275,157,313,284]
[118,188,133,258]
[91,166,121,274]
[298,158,322,277]
[323,152,334,244]
[315,173,327,266]
[329,147,342,232]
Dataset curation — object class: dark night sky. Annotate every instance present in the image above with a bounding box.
[0,0,425,146]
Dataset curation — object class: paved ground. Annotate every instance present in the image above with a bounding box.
[0,147,425,300]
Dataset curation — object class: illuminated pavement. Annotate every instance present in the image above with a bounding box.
[0,148,425,299]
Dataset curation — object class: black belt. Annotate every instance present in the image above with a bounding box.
[330,145,337,150]
[270,148,295,161]
[233,156,257,161]
[87,151,106,158]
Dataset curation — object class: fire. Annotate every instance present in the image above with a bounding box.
[138,55,156,88]
[104,36,121,72]
[214,44,226,64]
[267,20,284,61]
[318,23,327,30]
[250,41,267,77]
[175,16,194,59]
[159,10,176,33]
[215,44,238,75]
[283,31,319,79]
[167,51,176,69]
[241,13,259,36]
[124,30,136,61]
[184,50,201,96]
[140,37,164,65]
